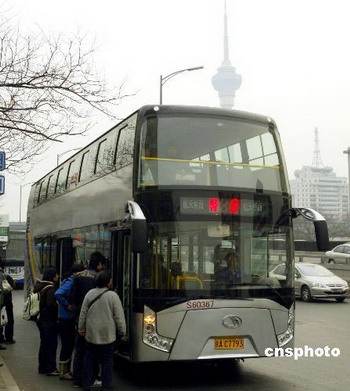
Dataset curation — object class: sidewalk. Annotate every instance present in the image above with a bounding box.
[0,355,20,391]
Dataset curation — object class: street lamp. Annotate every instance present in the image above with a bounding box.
[19,182,32,223]
[343,147,350,208]
[160,66,204,104]
[57,147,81,166]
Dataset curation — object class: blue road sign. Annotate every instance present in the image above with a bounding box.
[0,175,4,195]
[0,152,5,171]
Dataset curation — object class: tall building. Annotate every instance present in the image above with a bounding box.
[212,1,242,109]
[290,128,349,219]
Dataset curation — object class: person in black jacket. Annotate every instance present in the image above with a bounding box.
[34,267,59,376]
[0,263,15,345]
[70,252,106,388]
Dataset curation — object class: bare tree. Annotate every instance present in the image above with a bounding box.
[0,14,130,173]
[292,216,316,242]
[325,214,350,241]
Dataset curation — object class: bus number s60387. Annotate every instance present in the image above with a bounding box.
[187,301,214,309]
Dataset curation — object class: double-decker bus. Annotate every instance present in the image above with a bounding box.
[25,105,329,363]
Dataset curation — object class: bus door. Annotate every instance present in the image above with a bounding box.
[56,237,74,280]
[112,230,132,348]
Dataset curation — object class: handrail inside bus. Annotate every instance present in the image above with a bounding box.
[171,275,203,290]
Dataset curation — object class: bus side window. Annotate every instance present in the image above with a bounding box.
[46,174,57,199]
[79,150,92,182]
[66,159,80,189]
[55,166,68,194]
[95,139,107,174]
[115,124,135,169]
[102,133,117,172]
[38,179,48,204]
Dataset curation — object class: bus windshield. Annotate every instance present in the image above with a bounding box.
[137,219,294,302]
[138,114,287,192]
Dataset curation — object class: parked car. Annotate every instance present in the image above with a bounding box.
[325,243,350,264]
[269,263,349,302]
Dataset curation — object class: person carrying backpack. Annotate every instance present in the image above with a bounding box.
[34,267,59,376]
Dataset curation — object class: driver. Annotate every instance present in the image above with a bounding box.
[215,252,242,285]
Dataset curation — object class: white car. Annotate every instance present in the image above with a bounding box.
[325,243,350,264]
[270,263,349,302]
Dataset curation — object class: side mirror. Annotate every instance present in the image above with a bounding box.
[295,208,329,251]
[313,220,329,251]
[131,220,147,253]
[276,207,330,251]
[126,200,148,253]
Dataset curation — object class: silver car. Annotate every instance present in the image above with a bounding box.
[270,263,349,302]
[325,243,350,264]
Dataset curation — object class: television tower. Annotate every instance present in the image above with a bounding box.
[212,1,242,109]
[311,127,324,168]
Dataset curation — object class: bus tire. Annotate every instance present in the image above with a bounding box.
[336,298,345,303]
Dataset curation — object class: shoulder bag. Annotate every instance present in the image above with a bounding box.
[0,306,8,326]
[87,288,109,312]
[2,279,13,293]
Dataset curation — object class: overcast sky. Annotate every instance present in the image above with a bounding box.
[2,0,350,221]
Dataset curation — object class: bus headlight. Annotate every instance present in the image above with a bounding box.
[277,305,294,347]
[142,305,174,353]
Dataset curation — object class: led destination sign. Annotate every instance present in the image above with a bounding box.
[180,197,265,216]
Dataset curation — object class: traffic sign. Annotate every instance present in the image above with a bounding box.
[0,152,5,171]
[0,175,4,195]
[0,214,9,243]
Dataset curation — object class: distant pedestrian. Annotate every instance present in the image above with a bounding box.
[54,262,85,380]
[78,270,126,391]
[34,267,60,376]
[70,251,106,388]
[0,260,15,346]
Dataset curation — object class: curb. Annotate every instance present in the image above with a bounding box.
[0,358,21,391]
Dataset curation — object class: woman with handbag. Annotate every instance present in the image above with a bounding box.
[34,267,60,376]
[78,270,126,391]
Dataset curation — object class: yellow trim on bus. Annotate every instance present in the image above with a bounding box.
[27,232,37,281]
[141,157,280,170]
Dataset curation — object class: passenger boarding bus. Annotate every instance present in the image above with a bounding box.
[26,105,329,363]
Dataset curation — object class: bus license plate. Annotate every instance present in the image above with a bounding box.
[214,337,244,350]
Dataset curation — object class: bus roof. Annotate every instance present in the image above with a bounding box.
[138,105,275,126]
[32,105,276,186]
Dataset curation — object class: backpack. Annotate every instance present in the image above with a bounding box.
[23,285,52,321]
